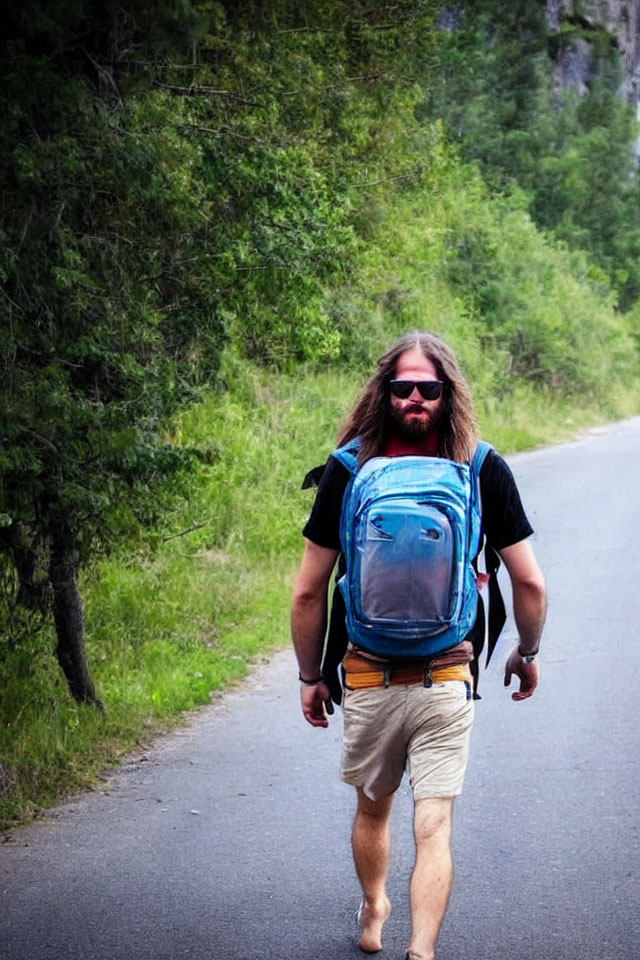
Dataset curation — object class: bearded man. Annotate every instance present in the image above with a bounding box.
[291,330,547,960]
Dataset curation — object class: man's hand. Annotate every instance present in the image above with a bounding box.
[504,647,540,701]
[300,681,334,728]
[498,539,546,703]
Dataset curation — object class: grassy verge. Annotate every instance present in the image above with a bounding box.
[1,353,638,829]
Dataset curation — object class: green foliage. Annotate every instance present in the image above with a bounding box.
[346,156,638,406]
[419,0,640,309]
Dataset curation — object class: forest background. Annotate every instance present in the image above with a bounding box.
[2,0,640,828]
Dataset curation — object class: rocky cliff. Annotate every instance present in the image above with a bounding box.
[546,1,640,107]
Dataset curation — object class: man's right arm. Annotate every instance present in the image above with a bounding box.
[291,538,340,727]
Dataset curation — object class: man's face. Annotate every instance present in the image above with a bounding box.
[388,346,444,439]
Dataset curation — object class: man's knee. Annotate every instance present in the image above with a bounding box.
[413,796,454,844]
[356,786,395,822]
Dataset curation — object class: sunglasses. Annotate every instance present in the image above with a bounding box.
[389,379,444,401]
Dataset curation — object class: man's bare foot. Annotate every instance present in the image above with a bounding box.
[357,896,391,953]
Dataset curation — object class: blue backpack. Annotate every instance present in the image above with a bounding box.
[332,439,492,660]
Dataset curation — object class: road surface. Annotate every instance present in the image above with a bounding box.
[2,419,639,960]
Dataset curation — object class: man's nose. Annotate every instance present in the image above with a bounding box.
[408,385,423,401]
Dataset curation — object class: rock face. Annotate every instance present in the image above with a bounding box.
[546,1,640,106]
[553,35,596,97]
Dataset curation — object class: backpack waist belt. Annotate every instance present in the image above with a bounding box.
[344,663,471,690]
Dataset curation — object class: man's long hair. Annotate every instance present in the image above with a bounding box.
[337,330,479,464]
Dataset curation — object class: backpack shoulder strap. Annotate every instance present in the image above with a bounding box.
[468,440,492,546]
[332,437,360,475]
[471,440,493,476]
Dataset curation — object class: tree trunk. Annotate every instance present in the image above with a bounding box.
[49,521,102,709]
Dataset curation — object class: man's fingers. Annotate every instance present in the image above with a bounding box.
[516,676,537,700]
[512,687,533,701]
[301,685,332,727]
[510,670,538,701]
[303,706,329,727]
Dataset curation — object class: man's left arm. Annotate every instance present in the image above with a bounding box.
[498,539,547,701]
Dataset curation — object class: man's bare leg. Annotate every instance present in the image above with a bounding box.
[352,786,394,953]
[405,796,454,960]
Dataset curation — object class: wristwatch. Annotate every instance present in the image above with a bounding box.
[517,645,538,663]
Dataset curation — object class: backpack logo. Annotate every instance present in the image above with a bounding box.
[333,441,491,659]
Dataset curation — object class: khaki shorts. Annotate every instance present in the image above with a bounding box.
[340,681,474,801]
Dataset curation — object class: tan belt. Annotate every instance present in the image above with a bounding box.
[344,662,472,690]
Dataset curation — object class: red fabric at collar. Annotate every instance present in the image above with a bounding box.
[382,432,440,457]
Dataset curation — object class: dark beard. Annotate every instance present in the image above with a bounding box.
[388,401,444,439]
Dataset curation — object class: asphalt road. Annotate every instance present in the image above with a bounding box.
[2,420,640,960]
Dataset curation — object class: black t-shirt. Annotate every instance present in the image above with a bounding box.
[303,448,533,553]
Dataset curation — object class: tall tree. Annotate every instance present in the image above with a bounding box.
[0,1,220,703]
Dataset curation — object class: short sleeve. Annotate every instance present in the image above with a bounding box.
[479,449,534,551]
[302,455,350,550]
